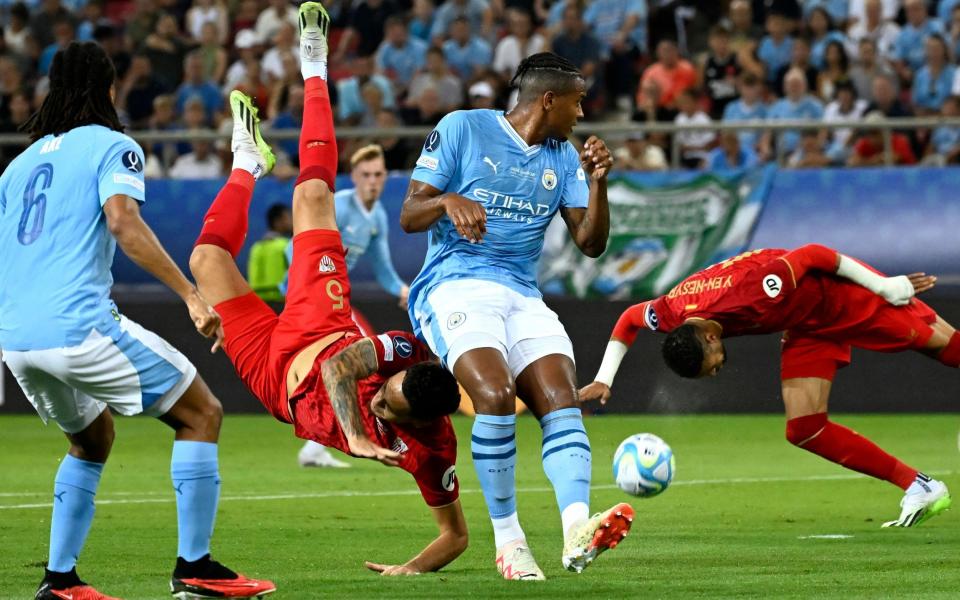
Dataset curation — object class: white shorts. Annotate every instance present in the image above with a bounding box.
[2,315,196,434]
[415,279,575,378]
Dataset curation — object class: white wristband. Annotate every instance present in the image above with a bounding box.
[836,255,885,294]
[594,340,628,387]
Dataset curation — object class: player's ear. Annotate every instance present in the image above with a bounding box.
[542,90,555,111]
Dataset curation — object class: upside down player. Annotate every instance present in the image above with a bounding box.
[188,3,469,575]
[581,244,953,527]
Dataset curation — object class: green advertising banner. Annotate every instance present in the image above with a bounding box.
[540,166,777,299]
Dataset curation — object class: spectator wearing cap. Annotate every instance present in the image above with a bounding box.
[929,95,960,164]
[807,7,847,71]
[823,80,868,162]
[549,3,602,109]
[846,0,898,62]
[757,11,794,85]
[493,8,546,80]
[409,0,435,42]
[255,0,297,46]
[468,81,496,109]
[848,111,917,166]
[442,16,492,80]
[376,15,428,94]
[261,21,299,84]
[337,55,396,125]
[893,0,944,84]
[639,39,696,110]
[723,72,767,152]
[701,25,740,120]
[4,3,31,55]
[223,29,262,93]
[335,0,397,60]
[849,38,898,103]
[144,12,191,91]
[407,47,463,114]
[176,52,223,124]
[704,131,759,170]
[614,132,668,172]
[913,35,954,115]
[583,0,646,106]
[815,40,850,100]
[118,54,166,128]
[763,67,824,156]
[430,0,492,45]
[186,0,228,44]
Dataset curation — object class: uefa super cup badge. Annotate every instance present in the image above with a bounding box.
[541,169,558,190]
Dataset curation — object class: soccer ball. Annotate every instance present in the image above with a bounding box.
[613,433,675,497]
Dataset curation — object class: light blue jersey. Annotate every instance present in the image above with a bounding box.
[407,109,589,338]
[0,125,146,351]
[280,188,405,297]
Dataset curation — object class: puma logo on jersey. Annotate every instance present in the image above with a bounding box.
[483,156,501,174]
[318,255,336,273]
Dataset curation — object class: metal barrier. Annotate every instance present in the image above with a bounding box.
[0,117,957,168]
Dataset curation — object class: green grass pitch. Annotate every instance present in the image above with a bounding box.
[3,413,958,599]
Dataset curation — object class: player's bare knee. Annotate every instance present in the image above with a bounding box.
[189,244,229,282]
[68,421,115,463]
[294,179,332,209]
[470,380,517,415]
[193,394,224,437]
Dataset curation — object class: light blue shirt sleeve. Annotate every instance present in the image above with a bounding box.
[369,204,405,296]
[559,144,589,209]
[96,135,146,206]
[410,110,467,191]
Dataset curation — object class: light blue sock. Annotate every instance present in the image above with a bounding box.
[541,408,591,532]
[471,414,518,519]
[171,441,220,561]
[49,454,103,572]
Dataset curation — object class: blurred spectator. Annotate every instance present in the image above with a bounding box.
[848,0,899,25]
[76,0,105,42]
[336,0,397,60]
[337,55,396,124]
[255,0,297,45]
[143,12,190,91]
[703,130,758,169]
[549,4,601,109]
[723,72,768,151]
[539,0,569,35]
[467,80,496,109]
[726,0,764,54]
[614,131,668,171]
[119,54,166,128]
[375,109,414,169]
[176,51,223,124]
[376,15,428,93]
[405,86,446,125]
[94,24,131,79]
[170,140,223,178]
[176,97,210,155]
[261,22,299,84]
[757,11,794,85]
[774,36,817,100]
[750,0,800,24]
[941,0,960,24]
[0,89,33,149]
[38,18,75,76]
[409,0,435,42]
[186,0,228,44]
[868,74,913,118]
[846,0,899,62]
[950,5,960,59]
[0,57,25,109]
[823,80,868,162]
[232,0,261,41]
[701,25,740,120]
[234,60,271,112]
[357,80,387,127]
[803,0,847,26]
[139,142,166,178]
[639,39,696,109]
[443,16,492,80]
[271,83,303,162]
[848,111,917,166]
[893,0,944,84]
[913,35,954,115]
[430,0,493,44]
[849,38,898,103]
[674,88,715,168]
[583,0,646,107]
[407,47,463,114]
[787,129,831,167]
[30,0,74,49]
[929,95,960,163]
[127,0,159,49]
[247,203,293,303]
[196,22,228,83]
[224,29,263,92]
[763,67,824,156]
[493,8,546,80]
[807,7,846,71]
[816,40,850,100]
[5,3,31,55]
[633,78,678,123]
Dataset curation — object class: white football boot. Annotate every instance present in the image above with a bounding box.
[562,502,634,573]
[495,539,546,581]
[882,474,951,528]
[298,441,349,468]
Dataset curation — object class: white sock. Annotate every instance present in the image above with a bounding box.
[301,61,327,81]
[232,152,261,178]
[561,502,590,538]
[492,512,525,549]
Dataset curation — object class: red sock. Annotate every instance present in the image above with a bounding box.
[296,76,338,190]
[195,169,255,258]
[786,413,918,490]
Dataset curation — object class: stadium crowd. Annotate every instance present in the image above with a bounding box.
[2,0,960,175]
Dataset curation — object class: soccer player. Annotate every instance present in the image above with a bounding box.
[581,245,954,527]
[0,42,274,599]
[188,3,469,575]
[401,52,633,580]
[293,143,409,469]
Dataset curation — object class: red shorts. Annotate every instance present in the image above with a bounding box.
[781,286,937,381]
[215,229,359,422]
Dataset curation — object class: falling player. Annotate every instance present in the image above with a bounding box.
[0,42,274,599]
[188,3,468,575]
[581,244,953,527]
[401,52,632,580]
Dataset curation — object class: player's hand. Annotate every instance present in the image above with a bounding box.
[364,562,420,576]
[578,381,612,405]
[580,136,613,181]
[442,193,486,243]
[878,275,919,306]
[185,290,222,339]
[398,285,410,310]
[347,435,402,467]
[908,272,937,296]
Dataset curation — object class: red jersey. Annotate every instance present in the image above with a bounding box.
[289,330,459,507]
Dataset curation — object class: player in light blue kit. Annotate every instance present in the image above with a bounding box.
[401,52,634,580]
[292,143,409,468]
[0,42,274,600]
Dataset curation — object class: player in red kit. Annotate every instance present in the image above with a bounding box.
[188,3,468,576]
[581,244,954,528]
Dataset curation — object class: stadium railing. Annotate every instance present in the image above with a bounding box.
[0,117,957,168]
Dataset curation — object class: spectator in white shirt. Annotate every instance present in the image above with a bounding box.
[185,0,228,44]
[170,140,223,178]
[406,47,464,113]
[824,80,869,162]
[255,0,297,45]
[261,21,299,84]
[492,7,546,79]
[675,88,716,168]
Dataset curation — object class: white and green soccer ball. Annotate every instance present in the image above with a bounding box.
[613,433,675,498]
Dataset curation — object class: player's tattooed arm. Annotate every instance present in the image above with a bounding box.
[400,180,486,243]
[321,339,401,466]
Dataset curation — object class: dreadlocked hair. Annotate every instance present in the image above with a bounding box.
[510,52,582,101]
[22,41,123,141]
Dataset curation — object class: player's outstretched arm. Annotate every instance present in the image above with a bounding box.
[103,194,221,343]
[365,500,468,576]
[579,302,650,405]
[399,180,487,243]
[320,339,402,467]
[561,136,613,257]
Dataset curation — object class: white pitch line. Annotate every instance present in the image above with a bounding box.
[1,470,954,511]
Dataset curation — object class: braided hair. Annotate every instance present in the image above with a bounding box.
[510,52,583,103]
[22,41,123,141]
